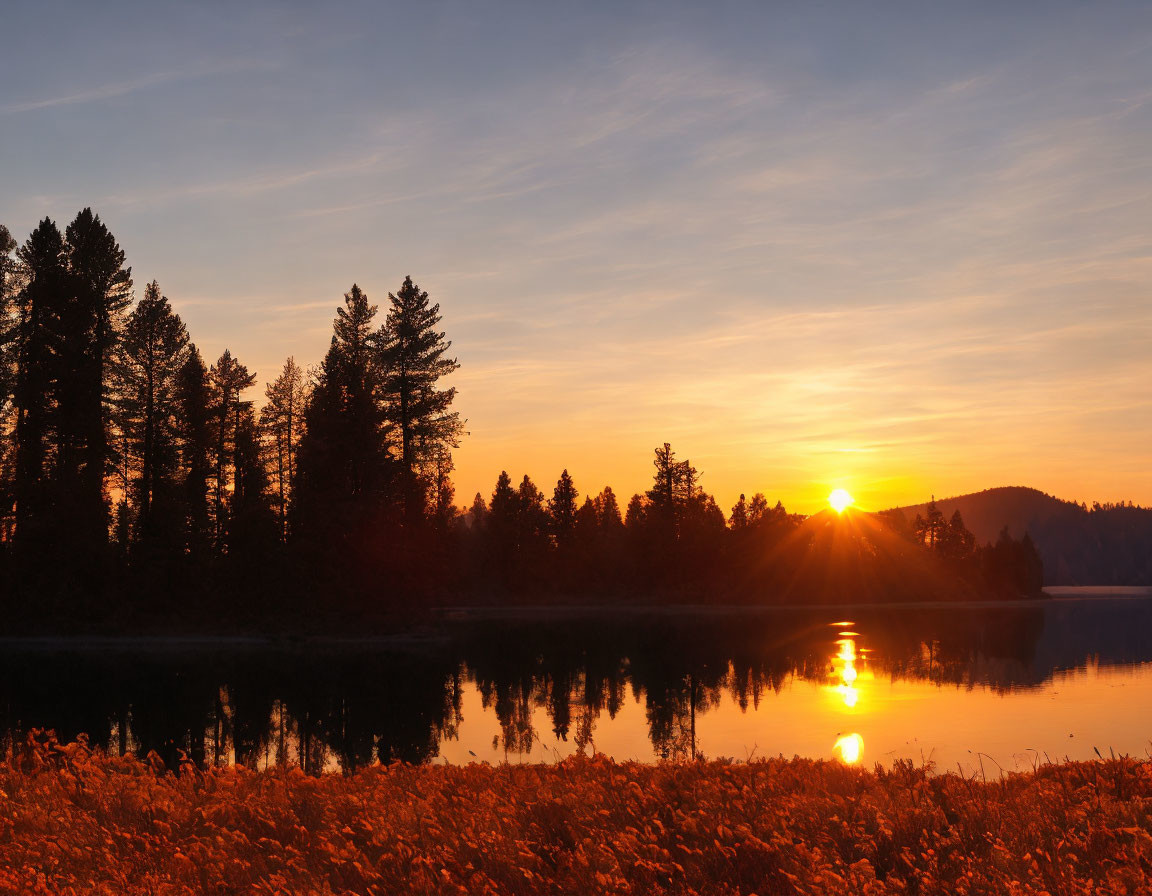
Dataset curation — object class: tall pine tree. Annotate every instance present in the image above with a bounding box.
[208,349,256,549]
[295,285,389,531]
[12,219,66,548]
[61,209,132,554]
[176,345,213,558]
[378,276,462,523]
[112,281,189,546]
[260,357,307,540]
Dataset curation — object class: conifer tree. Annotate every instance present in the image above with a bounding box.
[228,409,277,557]
[428,444,457,531]
[113,281,189,544]
[730,494,749,530]
[747,493,769,526]
[0,225,17,418]
[12,219,66,545]
[594,486,624,530]
[0,226,19,535]
[646,442,698,533]
[549,469,578,542]
[208,349,256,547]
[260,357,307,539]
[176,345,213,556]
[467,492,488,530]
[294,285,388,530]
[378,276,462,523]
[61,208,132,552]
[913,498,947,549]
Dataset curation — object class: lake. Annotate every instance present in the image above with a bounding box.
[3,591,1150,775]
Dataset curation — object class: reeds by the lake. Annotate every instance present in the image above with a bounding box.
[1,730,1149,894]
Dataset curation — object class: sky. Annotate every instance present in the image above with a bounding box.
[1,0,1150,514]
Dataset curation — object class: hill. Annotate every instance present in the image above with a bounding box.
[890,487,1152,586]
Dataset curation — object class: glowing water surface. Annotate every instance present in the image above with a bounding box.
[2,591,1150,775]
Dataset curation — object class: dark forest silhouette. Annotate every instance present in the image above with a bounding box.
[895,486,1152,586]
[0,211,1044,632]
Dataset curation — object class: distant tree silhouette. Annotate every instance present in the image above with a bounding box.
[485,471,518,584]
[428,444,457,533]
[260,357,307,540]
[12,219,66,553]
[61,209,132,559]
[0,226,16,539]
[175,345,214,559]
[938,509,976,561]
[594,486,624,531]
[378,276,462,524]
[730,494,748,530]
[112,281,189,550]
[647,442,698,531]
[747,493,769,525]
[295,285,390,543]
[516,474,549,578]
[549,469,578,543]
[913,498,947,549]
[208,350,256,549]
[979,527,1044,596]
[228,409,278,559]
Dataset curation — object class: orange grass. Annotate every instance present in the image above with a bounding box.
[1,733,1151,895]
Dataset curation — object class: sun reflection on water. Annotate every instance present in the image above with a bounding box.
[834,733,864,764]
[828,623,869,761]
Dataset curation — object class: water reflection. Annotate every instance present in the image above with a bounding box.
[1,598,1150,772]
[830,627,862,710]
[834,733,864,764]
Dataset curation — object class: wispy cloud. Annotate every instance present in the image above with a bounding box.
[0,58,277,115]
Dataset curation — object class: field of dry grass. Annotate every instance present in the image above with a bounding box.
[1,731,1150,895]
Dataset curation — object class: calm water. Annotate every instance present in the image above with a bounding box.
[3,592,1150,775]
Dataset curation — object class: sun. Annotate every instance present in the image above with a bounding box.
[829,488,853,513]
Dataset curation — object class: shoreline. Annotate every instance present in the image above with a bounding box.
[0,588,1146,650]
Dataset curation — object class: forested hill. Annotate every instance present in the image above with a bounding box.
[891,487,1152,586]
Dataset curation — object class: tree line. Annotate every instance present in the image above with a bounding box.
[0,211,1042,632]
[0,211,462,627]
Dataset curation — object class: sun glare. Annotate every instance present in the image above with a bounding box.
[833,733,863,764]
[829,488,853,513]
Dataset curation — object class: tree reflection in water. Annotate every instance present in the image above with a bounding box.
[1,599,1150,771]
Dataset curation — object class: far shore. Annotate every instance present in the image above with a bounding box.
[0,586,1146,650]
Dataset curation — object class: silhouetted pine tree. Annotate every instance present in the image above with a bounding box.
[175,345,213,559]
[378,276,462,524]
[294,285,390,542]
[646,442,698,535]
[61,208,132,558]
[549,469,578,543]
[0,226,19,539]
[12,219,66,551]
[112,281,189,550]
[938,509,976,561]
[730,494,748,530]
[486,471,518,583]
[229,410,278,558]
[594,486,624,531]
[208,349,256,549]
[913,498,947,549]
[260,357,307,540]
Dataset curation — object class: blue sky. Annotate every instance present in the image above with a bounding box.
[2,0,1150,511]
